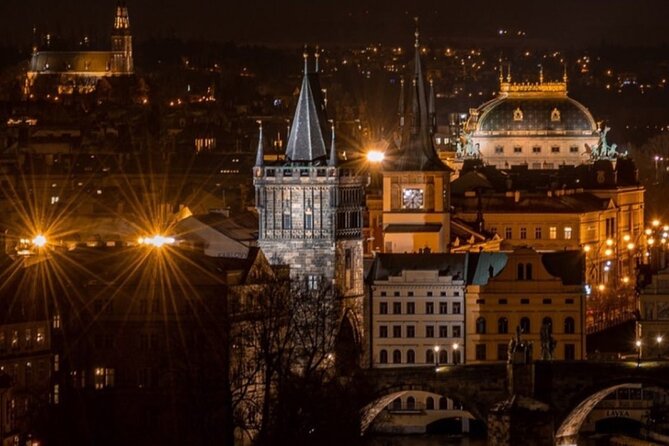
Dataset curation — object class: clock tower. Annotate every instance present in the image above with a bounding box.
[381,24,452,253]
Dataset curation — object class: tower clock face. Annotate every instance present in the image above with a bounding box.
[402,188,424,209]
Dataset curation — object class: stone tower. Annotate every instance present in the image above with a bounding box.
[253,51,365,332]
[111,1,133,74]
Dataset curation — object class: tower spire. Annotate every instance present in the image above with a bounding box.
[328,121,337,167]
[255,120,265,167]
[506,63,512,83]
[303,45,309,74]
[414,16,420,49]
[563,61,568,83]
[428,78,436,135]
[315,45,320,73]
[499,60,504,86]
[398,77,405,128]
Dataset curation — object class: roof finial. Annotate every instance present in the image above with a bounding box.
[303,45,309,74]
[499,60,504,85]
[563,61,568,83]
[506,62,512,83]
[328,120,337,167]
[538,64,544,84]
[255,120,264,167]
[315,45,320,73]
[414,17,420,49]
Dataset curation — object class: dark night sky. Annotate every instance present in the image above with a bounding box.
[1,0,669,47]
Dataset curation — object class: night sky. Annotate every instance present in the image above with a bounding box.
[1,0,669,47]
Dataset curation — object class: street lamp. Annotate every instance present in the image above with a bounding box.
[434,345,440,367]
[32,234,47,248]
[366,150,385,163]
[452,343,460,365]
[636,339,642,367]
[657,336,663,360]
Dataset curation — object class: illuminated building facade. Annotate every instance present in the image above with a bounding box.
[464,69,598,169]
[465,249,586,363]
[25,2,134,96]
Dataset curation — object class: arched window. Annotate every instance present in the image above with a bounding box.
[476,317,487,334]
[379,349,388,364]
[426,396,434,410]
[498,317,509,334]
[517,263,525,280]
[407,349,415,364]
[393,349,401,364]
[391,398,402,411]
[542,317,553,334]
[526,263,533,280]
[426,349,434,364]
[439,396,447,410]
[439,350,448,364]
[520,317,531,334]
[453,350,461,365]
[564,317,575,334]
[406,396,416,410]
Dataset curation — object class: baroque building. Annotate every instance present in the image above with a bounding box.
[462,68,599,170]
[253,53,365,337]
[25,1,134,96]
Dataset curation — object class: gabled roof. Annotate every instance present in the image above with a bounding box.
[285,69,329,164]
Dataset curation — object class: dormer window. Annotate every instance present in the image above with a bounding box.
[551,108,561,122]
[513,108,523,121]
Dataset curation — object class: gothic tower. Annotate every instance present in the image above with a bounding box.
[111,1,133,74]
[381,21,452,253]
[253,51,365,304]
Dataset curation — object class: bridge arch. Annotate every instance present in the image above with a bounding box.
[555,378,669,445]
[360,383,483,434]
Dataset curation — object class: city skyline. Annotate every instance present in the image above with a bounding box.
[3,0,669,47]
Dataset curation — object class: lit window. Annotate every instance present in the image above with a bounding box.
[50,196,59,205]
[564,226,573,240]
[307,275,319,290]
[94,368,115,389]
[53,384,60,405]
[53,314,61,329]
[549,227,557,240]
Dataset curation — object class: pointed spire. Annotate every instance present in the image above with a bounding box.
[414,17,420,49]
[506,63,512,83]
[428,79,436,135]
[398,77,405,128]
[255,120,265,167]
[315,46,320,73]
[303,45,309,74]
[411,78,420,135]
[285,53,329,163]
[328,121,337,167]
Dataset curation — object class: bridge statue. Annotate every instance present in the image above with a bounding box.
[540,321,557,360]
[508,325,533,364]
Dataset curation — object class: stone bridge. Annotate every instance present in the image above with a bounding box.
[359,360,669,445]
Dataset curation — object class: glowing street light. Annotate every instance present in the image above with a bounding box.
[622,276,630,284]
[434,345,440,367]
[653,219,661,227]
[366,150,385,163]
[627,243,635,250]
[597,284,606,292]
[138,235,175,248]
[658,336,664,360]
[606,238,614,247]
[636,339,642,366]
[583,245,591,253]
[623,234,631,242]
[32,234,47,248]
[604,248,613,256]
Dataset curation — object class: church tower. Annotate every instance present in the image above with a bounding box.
[381,22,452,253]
[253,50,365,303]
[111,1,133,74]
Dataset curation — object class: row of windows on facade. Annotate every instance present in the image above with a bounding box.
[0,358,51,386]
[476,297,575,305]
[491,226,573,241]
[387,395,463,411]
[493,145,581,155]
[273,210,362,231]
[474,316,576,335]
[378,301,461,315]
[378,348,462,365]
[473,342,576,361]
[379,324,462,339]
[0,327,47,351]
[378,290,461,298]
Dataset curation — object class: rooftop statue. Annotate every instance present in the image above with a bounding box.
[456,129,480,159]
[586,125,620,160]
